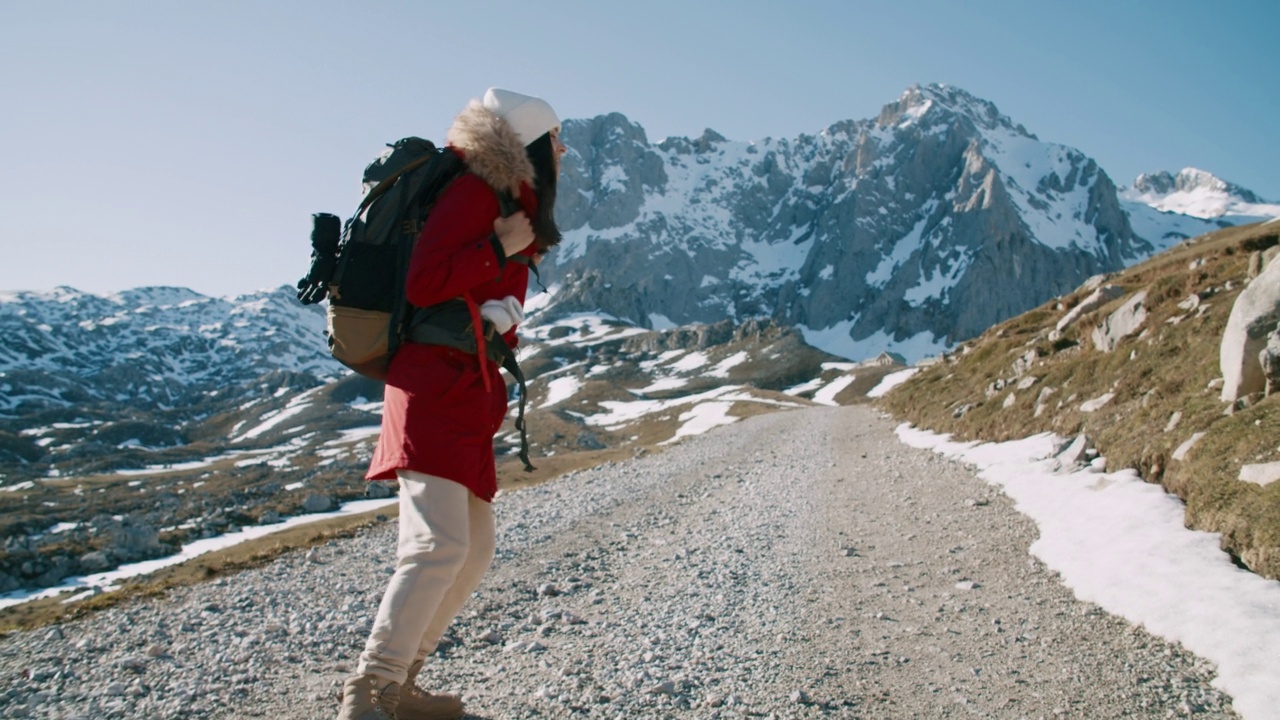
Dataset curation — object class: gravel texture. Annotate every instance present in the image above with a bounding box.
[0,405,1238,719]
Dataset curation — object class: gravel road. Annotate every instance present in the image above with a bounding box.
[0,405,1238,719]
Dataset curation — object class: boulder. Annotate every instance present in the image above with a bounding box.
[1053,434,1092,472]
[1173,432,1207,462]
[576,432,606,450]
[4,535,36,558]
[1079,274,1110,294]
[365,482,394,500]
[1011,349,1040,377]
[302,493,332,513]
[79,550,113,572]
[1057,284,1126,332]
[1220,258,1280,402]
[1080,392,1115,412]
[1261,327,1280,397]
[1092,291,1148,353]
[107,519,164,561]
[36,564,71,587]
[1240,462,1280,487]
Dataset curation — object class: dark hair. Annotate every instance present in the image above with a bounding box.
[526,132,561,250]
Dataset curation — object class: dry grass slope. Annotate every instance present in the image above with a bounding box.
[878,221,1280,579]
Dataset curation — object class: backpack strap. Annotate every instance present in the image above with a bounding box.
[493,188,548,292]
[357,153,436,217]
[461,292,491,395]
[497,190,520,219]
[329,148,459,298]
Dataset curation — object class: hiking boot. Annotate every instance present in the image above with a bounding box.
[336,674,401,720]
[396,660,464,720]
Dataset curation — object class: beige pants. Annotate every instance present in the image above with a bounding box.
[357,470,495,683]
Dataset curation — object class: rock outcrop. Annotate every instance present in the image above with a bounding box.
[1092,291,1149,353]
[1220,256,1280,402]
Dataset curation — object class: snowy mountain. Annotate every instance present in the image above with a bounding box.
[0,287,871,593]
[0,285,341,414]
[536,83,1276,363]
[1121,167,1280,222]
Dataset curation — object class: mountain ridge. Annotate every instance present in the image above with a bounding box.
[7,84,1273,368]
[0,285,339,414]
[1121,166,1280,221]
[535,83,1276,363]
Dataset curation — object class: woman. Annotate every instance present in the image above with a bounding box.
[336,88,566,720]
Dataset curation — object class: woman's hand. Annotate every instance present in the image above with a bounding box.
[493,212,535,257]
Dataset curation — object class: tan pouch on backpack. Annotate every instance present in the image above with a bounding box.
[326,305,391,381]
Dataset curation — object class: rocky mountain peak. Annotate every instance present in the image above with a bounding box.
[1132,168,1263,204]
[877,83,1035,139]
[108,286,209,308]
[1123,168,1276,221]
[538,83,1209,363]
[567,112,650,146]
[1131,170,1177,195]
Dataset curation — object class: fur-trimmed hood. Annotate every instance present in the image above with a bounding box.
[446,101,535,197]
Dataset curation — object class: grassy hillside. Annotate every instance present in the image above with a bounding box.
[878,221,1280,579]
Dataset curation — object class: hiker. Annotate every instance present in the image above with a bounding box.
[335,88,566,720]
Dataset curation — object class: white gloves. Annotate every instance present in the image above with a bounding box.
[479,295,524,334]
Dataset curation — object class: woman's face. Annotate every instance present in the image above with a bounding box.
[550,128,567,176]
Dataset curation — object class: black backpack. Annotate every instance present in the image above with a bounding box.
[296,137,539,470]
[296,137,466,380]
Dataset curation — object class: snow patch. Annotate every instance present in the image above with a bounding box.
[539,376,582,409]
[813,375,856,406]
[649,313,677,330]
[896,425,1280,720]
[868,368,920,398]
[799,321,946,365]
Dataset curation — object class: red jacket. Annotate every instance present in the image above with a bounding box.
[366,101,541,502]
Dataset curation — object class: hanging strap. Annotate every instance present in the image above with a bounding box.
[507,253,547,293]
[490,333,534,472]
[405,300,536,472]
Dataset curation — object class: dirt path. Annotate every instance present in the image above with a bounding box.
[0,405,1236,718]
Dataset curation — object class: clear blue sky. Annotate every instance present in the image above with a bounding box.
[2,0,1276,297]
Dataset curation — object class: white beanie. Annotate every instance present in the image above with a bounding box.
[483,88,561,147]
